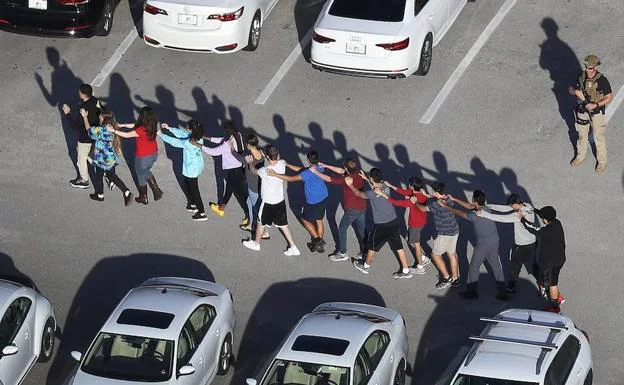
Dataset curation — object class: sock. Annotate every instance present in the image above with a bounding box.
[364,263,371,268]
[402,267,409,274]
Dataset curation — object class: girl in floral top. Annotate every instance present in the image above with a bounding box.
[80,107,134,206]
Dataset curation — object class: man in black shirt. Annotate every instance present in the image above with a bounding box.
[570,54,613,174]
[62,84,100,189]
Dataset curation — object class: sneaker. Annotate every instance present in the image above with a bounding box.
[104,176,116,191]
[261,230,270,240]
[450,277,462,288]
[421,256,431,267]
[435,277,451,290]
[459,290,478,299]
[307,238,320,252]
[317,238,326,248]
[192,212,208,221]
[242,239,260,251]
[329,252,349,262]
[410,265,427,275]
[186,204,198,213]
[69,178,89,189]
[89,193,104,202]
[393,270,413,279]
[209,202,225,217]
[557,295,566,305]
[537,285,547,298]
[239,223,252,231]
[123,191,133,207]
[241,217,250,227]
[353,260,370,274]
[316,245,325,254]
[284,246,301,256]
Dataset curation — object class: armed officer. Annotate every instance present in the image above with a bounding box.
[570,54,613,174]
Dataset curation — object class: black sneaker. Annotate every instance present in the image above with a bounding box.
[506,282,517,294]
[307,241,319,252]
[435,277,451,290]
[459,290,479,299]
[123,191,133,207]
[186,204,198,213]
[104,176,116,190]
[192,212,208,221]
[450,277,462,288]
[317,238,326,248]
[69,178,89,189]
[393,270,414,279]
[89,193,104,202]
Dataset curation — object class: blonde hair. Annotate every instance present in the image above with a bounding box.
[99,107,122,156]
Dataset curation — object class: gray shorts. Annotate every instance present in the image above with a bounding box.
[408,227,423,244]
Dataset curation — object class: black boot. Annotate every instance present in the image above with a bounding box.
[135,185,148,205]
[146,175,163,201]
[459,283,479,299]
[496,281,511,301]
[123,190,134,207]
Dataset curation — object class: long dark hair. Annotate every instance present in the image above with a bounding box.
[99,107,122,156]
[135,106,158,140]
[188,120,204,141]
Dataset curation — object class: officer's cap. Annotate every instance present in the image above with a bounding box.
[584,55,601,67]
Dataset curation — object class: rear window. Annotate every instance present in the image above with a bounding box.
[291,335,350,356]
[117,309,175,329]
[329,0,406,22]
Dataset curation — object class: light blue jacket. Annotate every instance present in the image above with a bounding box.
[159,127,204,178]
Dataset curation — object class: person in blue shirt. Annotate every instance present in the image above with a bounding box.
[157,120,207,221]
[268,150,329,253]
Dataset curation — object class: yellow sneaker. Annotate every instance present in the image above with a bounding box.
[210,203,225,217]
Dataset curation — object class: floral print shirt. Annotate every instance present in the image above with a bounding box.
[89,126,118,171]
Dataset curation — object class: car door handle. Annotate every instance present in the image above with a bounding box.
[576,368,582,375]
[199,355,204,364]
[24,332,29,340]
[215,329,220,337]
[390,355,394,363]
[429,13,435,18]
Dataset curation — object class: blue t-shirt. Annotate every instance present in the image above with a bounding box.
[300,168,328,204]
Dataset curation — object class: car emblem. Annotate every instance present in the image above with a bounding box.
[184,6,190,13]
[349,36,361,42]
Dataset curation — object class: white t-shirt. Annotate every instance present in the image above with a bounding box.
[258,159,286,204]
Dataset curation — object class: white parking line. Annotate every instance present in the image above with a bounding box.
[254,28,313,105]
[605,84,624,124]
[419,0,517,124]
[92,27,139,87]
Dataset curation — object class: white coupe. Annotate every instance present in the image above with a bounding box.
[311,0,469,78]
[142,0,280,52]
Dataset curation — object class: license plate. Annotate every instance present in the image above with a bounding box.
[346,42,366,55]
[178,13,198,25]
[28,0,47,10]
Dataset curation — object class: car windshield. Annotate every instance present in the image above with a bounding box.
[262,359,350,385]
[329,0,406,22]
[452,375,539,385]
[82,332,174,382]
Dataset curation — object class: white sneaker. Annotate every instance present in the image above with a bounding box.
[284,246,300,256]
[261,230,270,239]
[410,265,427,275]
[243,240,260,251]
[421,256,431,267]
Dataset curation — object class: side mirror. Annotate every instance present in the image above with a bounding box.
[178,365,196,376]
[246,379,258,385]
[1,345,19,356]
[70,351,83,362]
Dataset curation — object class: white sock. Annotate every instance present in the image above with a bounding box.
[402,267,410,274]
[364,263,371,268]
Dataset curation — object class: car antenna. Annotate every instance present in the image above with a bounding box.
[528,310,533,322]
[335,314,341,320]
[162,287,167,294]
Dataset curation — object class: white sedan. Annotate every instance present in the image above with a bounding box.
[142,0,280,53]
[0,276,56,385]
[311,0,469,78]
[68,277,235,385]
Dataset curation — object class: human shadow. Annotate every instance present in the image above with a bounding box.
[34,47,85,179]
[0,252,39,292]
[411,276,544,385]
[231,278,385,385]
[538,17,582,155]
[294,0,326,61]
[45,253,215,385]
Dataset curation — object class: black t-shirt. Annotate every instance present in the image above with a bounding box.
[575,72,612,95]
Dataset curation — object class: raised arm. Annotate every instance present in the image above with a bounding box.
[440,200,468,220]
[345,177,367,199]
[267,169,301,182]
[478,210,520,223]
[448,194,475,210]
[486,204,514,213]
[107,126,138,138]
[310,166,332,183]
[286,163,303,172]
[319,162,345,175]
[520,217,541,235]
[158,130,185,148]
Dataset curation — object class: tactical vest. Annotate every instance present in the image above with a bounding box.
[579,72,604,103]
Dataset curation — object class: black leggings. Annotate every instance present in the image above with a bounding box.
[221,167,249,219]
[184,176,205,214]
[94,166,129,195]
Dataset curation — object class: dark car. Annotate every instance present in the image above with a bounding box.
[0,0,119,37]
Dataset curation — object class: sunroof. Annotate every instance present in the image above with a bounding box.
[292,335,350,356]
[117,309,175,329]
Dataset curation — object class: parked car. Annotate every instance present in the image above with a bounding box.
[68,277,236,385]
[247,302,409,385]
[450,308,593,385]
[0,276,56,385]
[0,0,119,37]
[311,0,468,78]
[142,0,280,53]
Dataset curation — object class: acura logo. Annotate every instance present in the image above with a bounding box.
[349,36,361,42]
[184,6,190,13]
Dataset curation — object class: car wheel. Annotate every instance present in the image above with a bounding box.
[415,34,433,76]
[96,0,115,36]
[37,317,55,363]
[393,359,406,385]
[244,11,261,51]
[217,334,233,375]
[583,369,593,385]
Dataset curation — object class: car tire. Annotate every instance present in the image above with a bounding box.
[37,317,55,363]
[415,34,433,76]
[583,369,593,385]
[244,11,261,51]
[96,0,115,37]
[217,333,233,375]
[393,359,406,385]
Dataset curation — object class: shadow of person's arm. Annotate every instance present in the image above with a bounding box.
[34,72,56,106]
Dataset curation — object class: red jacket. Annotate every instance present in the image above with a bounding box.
[330,173,367,212]
[389,188,428,228]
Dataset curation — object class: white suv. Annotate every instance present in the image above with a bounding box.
[450,309,592,385]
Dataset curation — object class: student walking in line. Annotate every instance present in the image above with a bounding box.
[109,106,163,204]
[383,177,431,274]
[242,145,300,256]
[439,191,510,300]
[268,150,329,253]
[477,193,538,294]
[158,121,207,221]
[235,134,268,239]
[521,206,566,312]
[348,169,413,279]
[62,84,99,189]
[78,107,133,206]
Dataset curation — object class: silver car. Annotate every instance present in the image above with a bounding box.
[68,277,235,385]
[0,276,56,385]
[247,302,409,385]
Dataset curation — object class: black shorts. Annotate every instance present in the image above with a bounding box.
[540,265,562,287]
[367,219,403,252]
[302,199,326,221]
[259,201,288,227]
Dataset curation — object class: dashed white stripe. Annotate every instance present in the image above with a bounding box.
[605,84,624,124]
[92,27,139,87]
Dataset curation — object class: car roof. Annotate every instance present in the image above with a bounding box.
[458,309,576,383]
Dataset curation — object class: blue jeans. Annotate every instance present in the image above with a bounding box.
[134,153,158,186]
[338,208,366,254]
[247,188,260,225]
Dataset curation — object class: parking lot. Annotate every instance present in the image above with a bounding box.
[1,0,623,384]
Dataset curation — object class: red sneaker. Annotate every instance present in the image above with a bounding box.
[557,295,566,305]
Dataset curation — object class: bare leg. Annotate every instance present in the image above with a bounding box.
[549,285,560,301]
[365,250,377,265]
[254,225,265,242]
[302,219,319,239]
[432,254,450,278]
[316,220,325,239]
[279,226,296,248]
[449,252,460,280]
[413,242,424,265]
[396,249,410,269]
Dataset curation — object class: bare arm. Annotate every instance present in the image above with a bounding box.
[318,162,345,175]
[286,163,303,172]
[345,176,367,199]
[109,128,138,138]
[441,202,468,220]
[267,169,301,182]
[310,166,332,183]
[448,194,475,210]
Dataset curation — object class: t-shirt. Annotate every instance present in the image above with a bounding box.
[575,71,612,112]
[258,160,286,204]
[246,154,264,193]
[467,211,498,244]
[135,125,158,157]
[300,167,329,204]
[330,173,367,212]
[427,198,459,236]
[365,187,396,224]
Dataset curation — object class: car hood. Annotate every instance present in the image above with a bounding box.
[71,370,170,385]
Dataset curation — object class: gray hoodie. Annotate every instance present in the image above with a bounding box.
[479,203,536,246]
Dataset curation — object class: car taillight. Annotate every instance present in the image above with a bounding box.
[313,32,335,44]
[208,6,243,21]
[144,3,168,15]
[57,0,89,5]
[0,18,10,25]
[376,37,409,51]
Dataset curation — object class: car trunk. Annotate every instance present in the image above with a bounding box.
[148,0,233,31]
